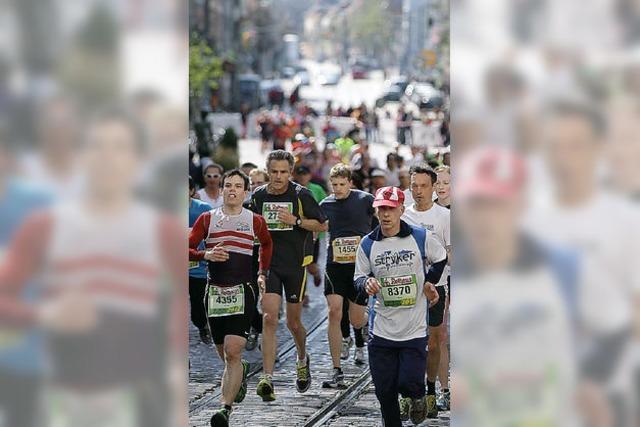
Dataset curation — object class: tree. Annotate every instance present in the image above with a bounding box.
[189,35,223,123]
[349,0,395,59]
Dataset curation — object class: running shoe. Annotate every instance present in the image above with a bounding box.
[245,329,258,351]
[210,407,230,427]
[399,397,411,421]
[234,360,250,403]
[199,328,212,345]
[410,396,427,425]
[354,347,366,365]
[321,368,346,389]
[426,394,439,418]
[340,337,353,360]
[256,375,276,402]
[295,355,311,393]
[437,389,450,411]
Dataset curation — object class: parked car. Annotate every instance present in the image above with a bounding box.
[318,70,341,85]
[281,66,296,79]
[375,85,403,107]
[294,70,311,86]
[404,83,444,111]
[352,66,367,79]
[388,75,410,93]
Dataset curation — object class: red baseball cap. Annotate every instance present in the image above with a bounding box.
[373,186,405,208]
[457,147,527,200]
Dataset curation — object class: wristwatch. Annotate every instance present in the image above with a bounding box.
[295,217,302,227]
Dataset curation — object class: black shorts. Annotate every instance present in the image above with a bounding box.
[266,267,307,303]
[207,283,256,345]
[428,286,447,327]
[324,263,368,306]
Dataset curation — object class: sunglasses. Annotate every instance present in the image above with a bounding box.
[205,174,220,179]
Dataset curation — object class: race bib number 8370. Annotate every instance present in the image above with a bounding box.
[379,274,418,308]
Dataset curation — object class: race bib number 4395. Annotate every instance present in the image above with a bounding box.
[208,285,245,317]
[380,275,418,308]
[262,202,293,231]
[332,236,361,263]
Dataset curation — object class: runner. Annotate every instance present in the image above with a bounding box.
[189,169,273,427]
[433,164,451,411]
[189,176,213,344]
[401,164,451,418]
[434,165,451,209]
[250,150,328,401]
[244,168,270,351]
[198,163,224,208]
[319,164,374,388]
[355,186,446,427]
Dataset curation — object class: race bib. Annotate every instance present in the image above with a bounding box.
[188,228,199,269]
[262,202,293,231]
[207,284,245,317]
[379,274,418,308]
[332,236,361,263]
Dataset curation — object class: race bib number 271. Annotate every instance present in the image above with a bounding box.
[262,202,293,231]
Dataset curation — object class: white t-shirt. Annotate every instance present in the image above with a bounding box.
[197,188,223,209]
[354,227,447,341]
[402,203,451,286]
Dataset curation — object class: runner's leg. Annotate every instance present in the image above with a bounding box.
[286,301,307,362]
[221,335,246,407]
[261,292,281,375]
[188,276,207,329]
[438,293,450,391]
[326,294,344,368]
[369,338,402,427]
[348,301,367,329]
[427,325,443,393]
[340,298,351,339]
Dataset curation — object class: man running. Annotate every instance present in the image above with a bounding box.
[189,176,213,344]
[401,164,451,418]
[319,164,374,388]
[244,168,270,350]
[250,150,328,401]
[189,169,273,427]
[355,186,446,427]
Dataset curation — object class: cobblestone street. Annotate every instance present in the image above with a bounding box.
[189,282,450,426]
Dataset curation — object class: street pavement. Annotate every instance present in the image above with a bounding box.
[188,282,450,426]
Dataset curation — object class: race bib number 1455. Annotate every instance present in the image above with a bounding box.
[332,236,361,263]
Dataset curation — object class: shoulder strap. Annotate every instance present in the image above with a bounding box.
[410,226,427,260]
[360,235,374,259]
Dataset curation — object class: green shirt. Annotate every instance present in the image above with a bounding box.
[307,182,327,239]
[308,182,327,203]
